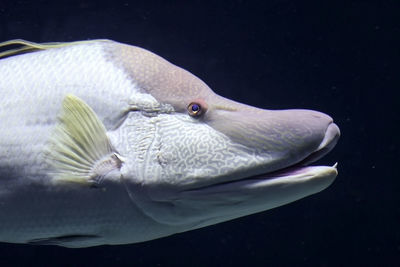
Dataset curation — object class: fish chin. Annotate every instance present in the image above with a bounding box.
[171,164,337,230]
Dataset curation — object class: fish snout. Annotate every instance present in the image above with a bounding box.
[207,107,340,171]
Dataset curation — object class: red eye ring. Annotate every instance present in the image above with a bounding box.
[187,99,208,117]
[187,102,202,116]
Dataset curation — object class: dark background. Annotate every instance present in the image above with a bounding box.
[0,1,399,266]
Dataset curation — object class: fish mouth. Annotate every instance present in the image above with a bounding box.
[238,122,340,183]
[190,122,340,192]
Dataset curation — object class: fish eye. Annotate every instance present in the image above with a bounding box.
[187,101,207,117]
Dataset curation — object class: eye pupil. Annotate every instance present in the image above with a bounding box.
[191,104,200,112]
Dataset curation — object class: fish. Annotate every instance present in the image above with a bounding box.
[0,39,340,247]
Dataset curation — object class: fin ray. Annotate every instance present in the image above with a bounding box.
[46,94,122,185]
[0,39,109,59]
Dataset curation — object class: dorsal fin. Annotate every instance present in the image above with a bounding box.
[46,94,123,186]
[0,39,109,59]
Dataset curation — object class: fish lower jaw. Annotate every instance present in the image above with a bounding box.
[185,162,338,194]
[253,163,338,181]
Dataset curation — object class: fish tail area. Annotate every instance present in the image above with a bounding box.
[0,39,110,59]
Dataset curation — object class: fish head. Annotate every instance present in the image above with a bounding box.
[111,42,340,230]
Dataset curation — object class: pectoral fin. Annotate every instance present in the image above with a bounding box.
[46,94,123,186]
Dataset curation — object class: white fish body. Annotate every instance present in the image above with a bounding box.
[0,40,340,247]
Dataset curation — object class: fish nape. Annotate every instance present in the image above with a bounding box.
[0,39,340,247]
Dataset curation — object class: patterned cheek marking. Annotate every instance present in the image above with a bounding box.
[153,114,265,186]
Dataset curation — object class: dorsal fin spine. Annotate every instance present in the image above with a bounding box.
[0,39,110,59]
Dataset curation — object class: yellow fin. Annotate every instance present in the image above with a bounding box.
[46,94,122,186]
[0,39,109,59]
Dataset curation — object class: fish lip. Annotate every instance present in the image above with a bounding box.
[182,164,338,195]
[250,162,337,180]
[299,122,340,166]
